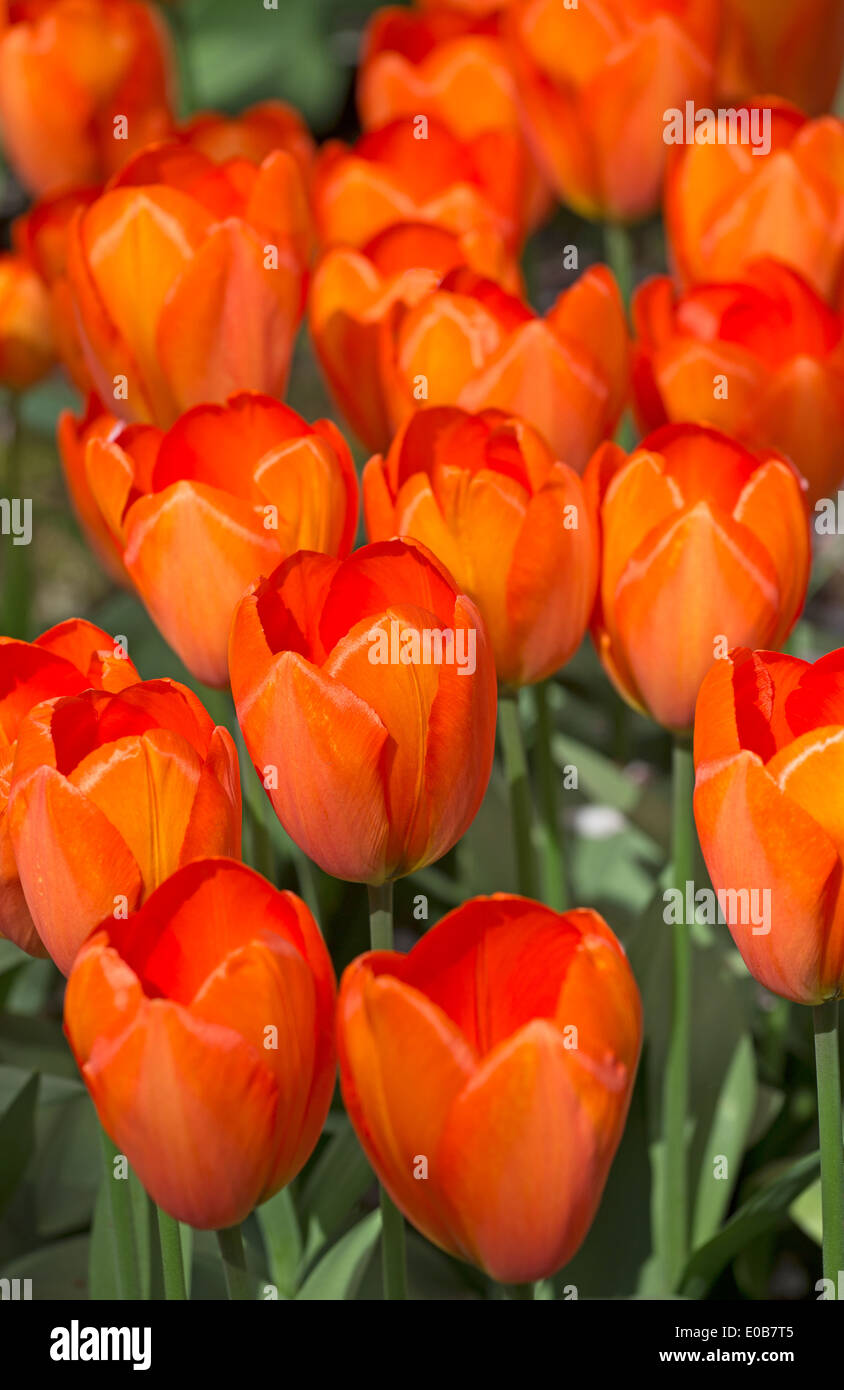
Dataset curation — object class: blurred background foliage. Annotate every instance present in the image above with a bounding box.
[0,0,842,1301]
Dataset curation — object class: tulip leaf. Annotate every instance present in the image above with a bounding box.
[0,1235,90,1299]
[87,1184,119,1302]
[299,1119,375,1262]
[789,1177,823,1247]
[0,1013,80,1079]
[691,1032,757,1249]
[295,1209,381,1301]
[680,1151,820,1299]
[257,1186,302,1298]
[0,1066,39,1218]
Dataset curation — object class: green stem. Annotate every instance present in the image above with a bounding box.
[603,221,635,314]
[101,1131,142,1300]
[157,1208,188,1301]
[216,1225,252,1300]
[533,681,568,910]
[813,1000,844,1293]
[660,739,695,1291]
[367,882,408,1300]
[1,394,28,640]
[499,689,538,899]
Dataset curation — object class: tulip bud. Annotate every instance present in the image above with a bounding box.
[364,406,598,685]
[586,424,810,732]
[0,619,140,959]
[229,539,497,884]
[0,0,176,197]
[8,678,241,974]
[694,646,844,1004]
[64,859,337,1230]
[337,893,641,1283]
[76,391,359,688]
[632,259,844,505]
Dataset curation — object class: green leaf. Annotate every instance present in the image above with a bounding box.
[87,1183,119,1301]
[296,1210,381,1301]
[0,1013,79,1079]
[0,1236,89,1299]
[257,1186,302,1298]
[680,1151,819,1298]
[692,1032,757,1248]
[299,1119,374,1262]
[789,1177,823,1247]
[0,1066,39,1218]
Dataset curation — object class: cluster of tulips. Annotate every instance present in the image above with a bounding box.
[0,0,843,1302]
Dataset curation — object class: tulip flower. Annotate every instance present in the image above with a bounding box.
[229,539,497,885]
[337,893,641,1283]
[505,0,720,223]
[13,188,98,394]
[76,391,359,688]
[177,99,315,180]
[0,252,55,389]
[56,396,130,584]
[717,0,844,117]
[632,259,844,504]
[378,264,629,472]
[7,677,241,974]
[695,646,844,1286]
[66,142,308,427]
[0,0,176,197]
[357,7,549,239]
[312,116,517,252]
[0,618,139,958]
[665,100,844,304]
[586,424,810,733]
[693,645,844,1005]
[363,406,598,686]
[309,221,520,452]
[64,858,336,1230]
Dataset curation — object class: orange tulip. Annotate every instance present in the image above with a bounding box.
[358,6,549,239]
[312,116,518,252]
[0,251,55,389]
[337,893,641,1283]
[76,391,358,688]
[64,858,336,1229]
[56,395,130,584]
[13,187,98,393]
[665,100,844,304]
[632,259,844,505]
[0,0,176,197]
[363,406,598,686]
[229,539,497,885]
[66,141,308,427]
[176,99,315,180]
[717,0,844,117]
[0,618,139,958]
[694,646,844,1004]
[586,424,810,733]
[7,676,241,974]
[505,0,720,222]
[309,220,520,452]
[378,264,629,472]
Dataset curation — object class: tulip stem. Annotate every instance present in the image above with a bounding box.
[157,1208,188,1301]
[1,393,28,640]
[216,1225,252,1300]
[660,739,695,1291]
[100,1131,142,1300]
[813,1000,844,1293]
[367,882,408,1301]
[533,681,568,910]
[603,221,634,315]
[499,688,539,899]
